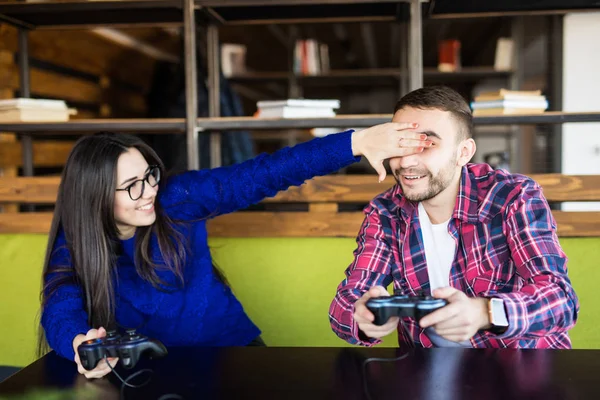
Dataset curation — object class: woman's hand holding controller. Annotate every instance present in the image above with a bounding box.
[72,326,118,379]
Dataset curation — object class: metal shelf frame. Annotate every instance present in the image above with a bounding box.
[2,112,600,134]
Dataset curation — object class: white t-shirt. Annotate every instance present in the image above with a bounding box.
[417,203,472,348]
[417,203,456,291]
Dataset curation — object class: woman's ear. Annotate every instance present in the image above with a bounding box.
[457,138,476,167]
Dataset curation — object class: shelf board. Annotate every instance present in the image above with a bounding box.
[202,1,597,24]
[228,71,290,81]
[474,111,600,125]
[424,67,513,80]
[430,1,600,19]
[2,112,600,134]
[197,112,600,130]
[0,0,184,29]
[199,0,407,25]
[1,0,597,28]
[0,116,388,133]
[0,0,408,28]
[228,67,513,84]
[0,118,185,133]
[199,115,390,130]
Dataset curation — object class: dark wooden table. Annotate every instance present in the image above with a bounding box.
[1,347,599,399]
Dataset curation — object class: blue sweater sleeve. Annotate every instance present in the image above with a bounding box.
[41,230,91,361]
[159,129,360,220]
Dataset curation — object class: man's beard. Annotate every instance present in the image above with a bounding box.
[393,158,457,202]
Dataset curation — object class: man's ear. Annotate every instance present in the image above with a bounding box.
[457,138,476,167]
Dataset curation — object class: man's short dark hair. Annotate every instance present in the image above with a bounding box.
[393,86,473,141]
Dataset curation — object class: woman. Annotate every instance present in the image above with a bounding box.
[39,123,429,379]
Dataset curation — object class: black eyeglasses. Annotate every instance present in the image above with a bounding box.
[116,166,161,201]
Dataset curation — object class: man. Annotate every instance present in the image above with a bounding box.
[329,85,579,349]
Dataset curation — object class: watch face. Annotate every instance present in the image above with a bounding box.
[491,298,509,327]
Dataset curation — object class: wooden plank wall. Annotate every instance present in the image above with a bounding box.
[1,175,600,237]
[209,174,600,238]
[0,25,154,118]
[0,23,168,211]
[0,54,17,212]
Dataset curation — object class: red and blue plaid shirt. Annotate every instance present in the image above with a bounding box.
[329,163,579,349]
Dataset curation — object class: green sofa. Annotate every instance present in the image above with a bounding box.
[1,234,598,367]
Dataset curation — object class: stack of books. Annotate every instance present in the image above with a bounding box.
[293,39,330,76]
[470,89,548,116]
[0,98,76,122]
[256,99,340,119]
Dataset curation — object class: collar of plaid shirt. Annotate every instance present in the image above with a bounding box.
[379,163,488,225]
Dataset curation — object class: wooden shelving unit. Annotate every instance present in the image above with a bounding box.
[0,0,429,171]
[0,1,183,29]
[1,0,599,174]
[0,0,418,28]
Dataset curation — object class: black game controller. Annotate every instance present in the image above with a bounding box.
[366,294,448,325]
[77,329,168,370]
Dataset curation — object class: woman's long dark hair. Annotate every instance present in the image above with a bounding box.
[37,132,188,357]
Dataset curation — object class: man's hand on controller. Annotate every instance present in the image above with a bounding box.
[353,286,399,339]
[419,287,491,343]
[73,327,118,379]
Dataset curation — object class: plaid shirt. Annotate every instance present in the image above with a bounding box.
[329,163,579,349]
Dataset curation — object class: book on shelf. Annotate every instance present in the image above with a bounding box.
[0,108,77,122]
[438,39,461,72]
[474,94,547,102]
[471,99,549,110]
[0,98,76,122]
[294,39,330,76]
[471,88,547,116]
[257,99,340,109]
[256,98,340,119]
[472,107,548,116]
[258,107,336,119]
[0,98,68,110]
[476,89,542,99]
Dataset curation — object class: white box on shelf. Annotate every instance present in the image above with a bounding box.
[221,44,247,77]
[494,38,514,71]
